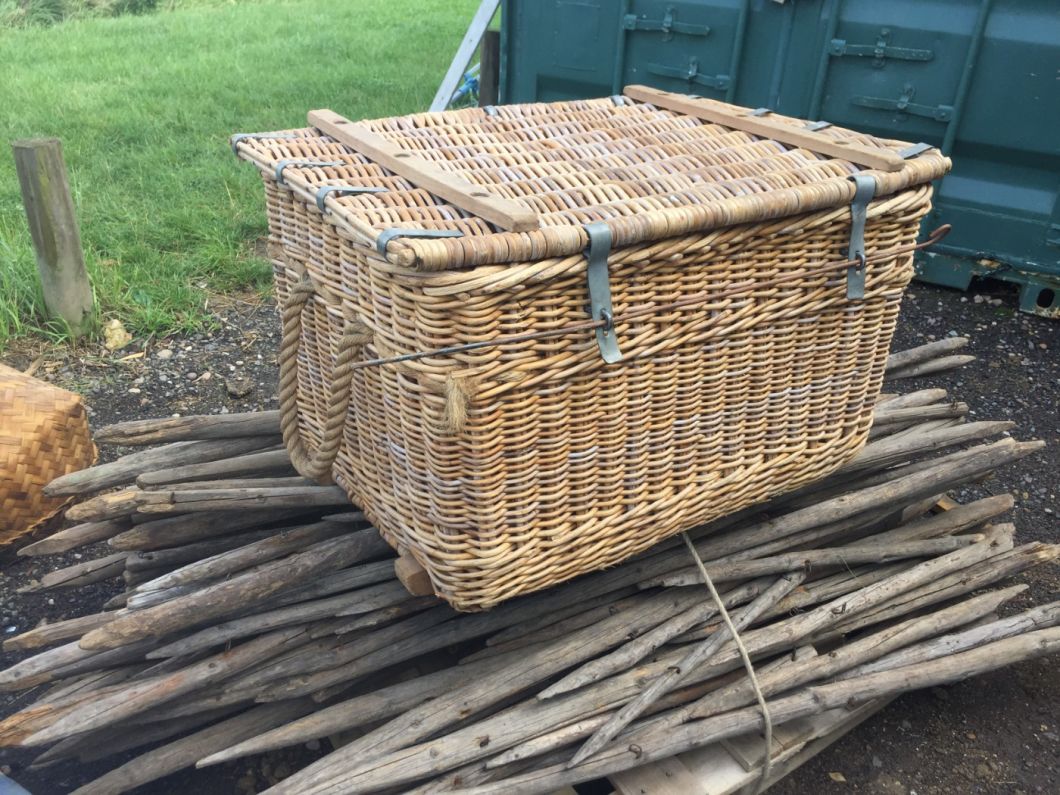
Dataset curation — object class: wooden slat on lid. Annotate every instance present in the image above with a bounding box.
[307,109,540,232]
[624,85,908,173]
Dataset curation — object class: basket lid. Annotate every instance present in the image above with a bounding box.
[234,86,949,272]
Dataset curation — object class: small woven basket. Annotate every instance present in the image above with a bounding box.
[0,363,96,545]
[236,88,950,610]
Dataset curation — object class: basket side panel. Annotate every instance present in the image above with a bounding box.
[269,178,929,610]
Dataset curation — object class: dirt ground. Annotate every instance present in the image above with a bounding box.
[0,278,1056,794]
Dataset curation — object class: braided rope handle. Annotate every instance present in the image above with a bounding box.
[278,280,372,483]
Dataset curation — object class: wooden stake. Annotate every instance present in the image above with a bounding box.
[93,410,282,445]
[12,138,93,336]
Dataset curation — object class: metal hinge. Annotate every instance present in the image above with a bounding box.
[622,7,710,40]
[274,160,344,186]
[646,58,730,91]
[583,222,623,364]
[846,176,876,300]
[315,185,388,212]
[852,83,953,122]
[829,29,933,68]
[375,227,464,254]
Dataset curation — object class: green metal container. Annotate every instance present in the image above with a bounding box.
[500,0,1060,317]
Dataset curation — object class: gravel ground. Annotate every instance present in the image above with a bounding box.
[0,280,1056,794]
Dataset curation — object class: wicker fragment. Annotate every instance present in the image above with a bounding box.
[0,364,96,545]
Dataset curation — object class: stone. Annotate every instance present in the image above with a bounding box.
[103,319,132,351]
[226,376,254,398]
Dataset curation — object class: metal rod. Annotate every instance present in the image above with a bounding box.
[808,0,842,120]
[724,0,751,103]
[942,0,993,155]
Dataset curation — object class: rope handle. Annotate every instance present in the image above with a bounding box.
[278,279,372,483]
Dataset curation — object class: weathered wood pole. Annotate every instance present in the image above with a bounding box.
[12,138,94,336]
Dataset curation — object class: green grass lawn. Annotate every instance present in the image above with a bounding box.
[0,0,476,345]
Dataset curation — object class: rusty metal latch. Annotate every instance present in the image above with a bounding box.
[846,176,877,300]
[583,222,623,364]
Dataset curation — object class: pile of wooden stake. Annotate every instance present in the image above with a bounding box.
[2,336,1059,795]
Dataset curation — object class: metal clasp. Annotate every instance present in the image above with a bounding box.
[315,185,388,212]
[375,227,464,255]
[583,222,623,364]
[846,175,877,300]
[275,159,344,186]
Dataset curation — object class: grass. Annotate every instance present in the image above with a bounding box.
[0,0,477,345]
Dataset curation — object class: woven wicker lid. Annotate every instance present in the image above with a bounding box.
[234,87,950,272]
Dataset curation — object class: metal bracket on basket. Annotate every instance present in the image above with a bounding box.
[315,185,388,212]
[275,160,344,186]
[583,221,624,364]
[804,120,833,131]
[230,132,299,154]
[751,107,773,117]
[483,105,500,117]
[898,142,933,159]
[375,228,465,255]
[846,175,877,300]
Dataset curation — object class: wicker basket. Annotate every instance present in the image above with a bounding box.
[0,364,96,546]
[235,87,950,610]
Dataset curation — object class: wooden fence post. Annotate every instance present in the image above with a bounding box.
[12,138,94,337]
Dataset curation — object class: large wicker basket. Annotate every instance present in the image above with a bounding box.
[235,87,950,610]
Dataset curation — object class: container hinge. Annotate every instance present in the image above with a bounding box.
[275,160,344,186]
[898,142,933,160]
[375,228,465,255]
[315,185,388,212]
[230,132,299,154]
[646,58,730,91]
[852,84,953,122]
[583,222,623,364]
[622,10,710,40]
[846,176,876,300]
[804,120,832,131]
[829,35,934,66]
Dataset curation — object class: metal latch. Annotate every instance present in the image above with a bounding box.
[846,176,876,300]
[898,142,933,159]
[646,58,730,91]
[375,227,464,255]
[315,185,388,212]
[583,222,623,364]
[829,30,934,67]
[230,132,299,154]
[622,8,710,40]
[852,84,953,122]
[274,160,344,186]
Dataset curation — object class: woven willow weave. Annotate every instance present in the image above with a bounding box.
[0,364,96,545]
[236,92,950,610]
